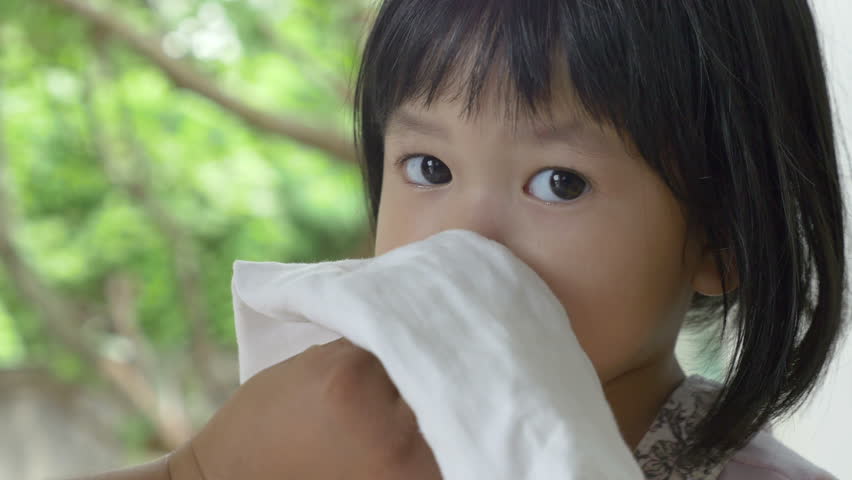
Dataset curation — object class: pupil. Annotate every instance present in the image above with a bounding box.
[422,157,452,184]
[550,172,586,200]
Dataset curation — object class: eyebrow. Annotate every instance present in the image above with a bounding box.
[385,109,587,145]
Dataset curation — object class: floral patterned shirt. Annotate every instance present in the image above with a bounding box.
[632,375,836,480]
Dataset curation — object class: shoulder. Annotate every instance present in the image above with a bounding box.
[719,430,837,480]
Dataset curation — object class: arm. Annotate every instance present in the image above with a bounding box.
[68,339,438,480]
[76,443,204,480]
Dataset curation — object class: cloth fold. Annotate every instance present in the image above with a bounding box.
[232,229,644,479]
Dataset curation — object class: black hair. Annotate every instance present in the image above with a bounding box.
[353,0,847,467]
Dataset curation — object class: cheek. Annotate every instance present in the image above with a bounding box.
[374,180,435,256]
[513,191,695,382]
[374,174,403,255]
[375,160,697,383]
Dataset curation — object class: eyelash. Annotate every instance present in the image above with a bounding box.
[391,152,593,199]
[392,153,435,186]
[392,153,423,168]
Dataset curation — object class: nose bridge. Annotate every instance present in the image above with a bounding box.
[440,181,508,242]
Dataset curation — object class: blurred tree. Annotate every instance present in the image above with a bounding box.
[0,0,372,467]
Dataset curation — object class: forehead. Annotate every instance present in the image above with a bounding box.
[385,60,591,136]
[382,47,591,129]
[384,73,608,148]
[383,83,640,162]
[385,103,591,148]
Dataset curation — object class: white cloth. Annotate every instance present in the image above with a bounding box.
[232,229,644,479]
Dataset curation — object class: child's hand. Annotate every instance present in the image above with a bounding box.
[174,338,442,480]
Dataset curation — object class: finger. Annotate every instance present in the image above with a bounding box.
[301,337,359,371]
[328,338,398,396]
[402,434,443,480]
[324,344,397,408]
[385,401,442,480]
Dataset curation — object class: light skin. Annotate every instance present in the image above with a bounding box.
[376,78,734,448]
[82,338,442,480]
[77,75,736,480]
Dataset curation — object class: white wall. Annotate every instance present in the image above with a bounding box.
[773,1,852,478]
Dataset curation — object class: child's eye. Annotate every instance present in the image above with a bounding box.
[400,155,453,186]
[525,169,589,203]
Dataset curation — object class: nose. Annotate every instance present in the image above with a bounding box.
[436,186,508,244]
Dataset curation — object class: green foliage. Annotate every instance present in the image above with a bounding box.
[0,303,24,367]
[117,413,158,459]
[0,0,370,457]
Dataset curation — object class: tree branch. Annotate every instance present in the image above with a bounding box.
[255,19,353,104]
[43,0,357,164]
[0,60,192,452]
[82,42,230,405]
[104,272,157,386]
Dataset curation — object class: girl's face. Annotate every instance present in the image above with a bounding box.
[373,84,727,385]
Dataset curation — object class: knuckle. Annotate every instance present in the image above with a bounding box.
[322,347,379,404]
[366,402,422,471]
[314,342,425,474]
[378,418,427,476]
[302,338,353,368]
[386,409,422,466]
[301,343,324,357]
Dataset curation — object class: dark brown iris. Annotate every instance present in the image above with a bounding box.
[550,171,587,200]
[421,156,452,184]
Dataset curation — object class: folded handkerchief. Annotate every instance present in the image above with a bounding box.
[232,229,644,479]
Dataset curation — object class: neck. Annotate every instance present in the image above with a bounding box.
[603,351,685,450]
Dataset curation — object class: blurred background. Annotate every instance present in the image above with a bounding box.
[0,0,372,477]
[0,0,847,479]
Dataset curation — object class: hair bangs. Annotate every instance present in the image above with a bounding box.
[358,0,630,136]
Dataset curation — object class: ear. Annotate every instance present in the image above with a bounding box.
[692,247,740,297]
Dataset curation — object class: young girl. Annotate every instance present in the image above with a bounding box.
[87,0,845,479]
[354,0,845,476]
